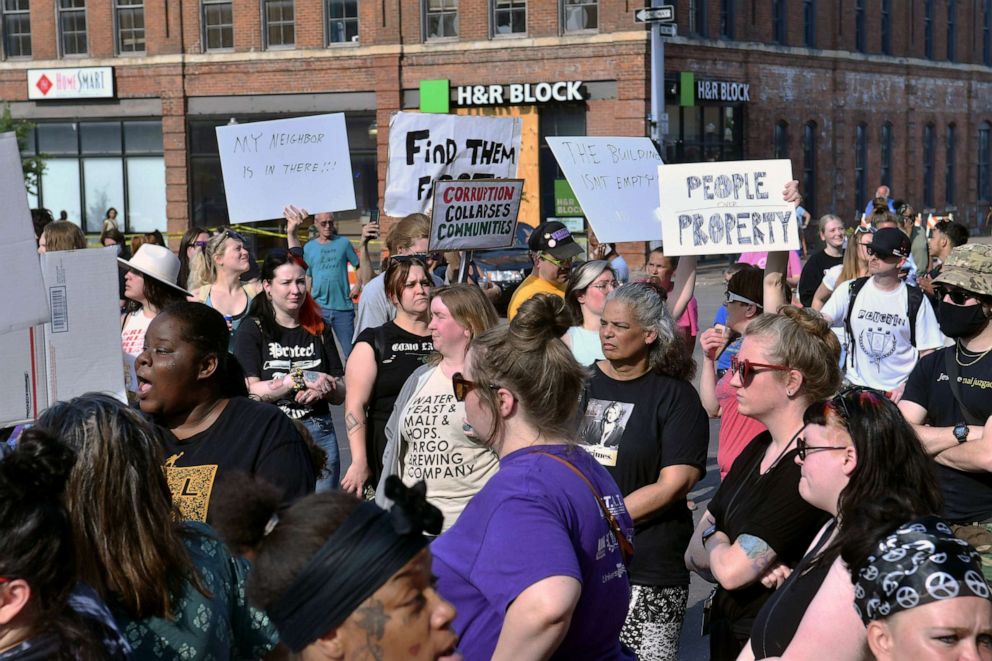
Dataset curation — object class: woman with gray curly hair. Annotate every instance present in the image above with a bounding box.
[575,282,710,660]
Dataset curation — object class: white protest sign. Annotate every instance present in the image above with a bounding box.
[545,137,663,244]
[0,132,51,335]
[216,113,355,223]
[429,179,523,251]
[384,112,521,217]
[658,159,797,256]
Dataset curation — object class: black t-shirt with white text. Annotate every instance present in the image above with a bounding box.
[577,366,709,587]
[798,249,844,307]
[903,347,992,522]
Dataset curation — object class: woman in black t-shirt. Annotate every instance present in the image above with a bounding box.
[578,282,709,660]
[341,257,434,497]
[685,307,842,660]
[235,249,345,491]
[740,388,941,660]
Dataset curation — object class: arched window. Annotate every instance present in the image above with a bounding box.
[979,121,991,201]
[923,123,935,208]
[773,121,788,159]
[945,124,956,206]
[803,122,817,214]
[855,123,868,212]
[880,122,893,187]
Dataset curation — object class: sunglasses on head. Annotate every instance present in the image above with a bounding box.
[222,229,246,245]
[724,290,760,307]
[451,372,500,402]
[729,355,791,387]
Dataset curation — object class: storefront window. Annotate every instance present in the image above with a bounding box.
[538,105,586,221]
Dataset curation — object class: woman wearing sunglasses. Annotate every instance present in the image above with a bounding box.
[341,257,435,498]
[562,260,618,366]
[235,249,345,492]
[575,282,709,660]
[432,293,636,660]
[685,307,840,660]
[811,226,873,311]
[189,229,256,352]
[737,388,942,660]
[375,284,501,532]
[177,226,209,290]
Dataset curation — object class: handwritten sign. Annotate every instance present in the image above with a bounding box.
[545,137,663,243]
[429,179,523,251]
[658,159,797,256]
[384,112,521,217]
[216,113,355,223]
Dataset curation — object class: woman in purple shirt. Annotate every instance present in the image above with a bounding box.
[432,294,636,661]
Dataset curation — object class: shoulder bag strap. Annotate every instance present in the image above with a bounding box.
[537,451,634,565]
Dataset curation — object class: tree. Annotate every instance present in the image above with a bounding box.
[0,103,46,196]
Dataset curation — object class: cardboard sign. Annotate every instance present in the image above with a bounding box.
[545,137,663,243]
[428,179,523,251]
[0,132,51,336]
[658,159,798,256]
[384,112,522,217]
[216,113,355,223]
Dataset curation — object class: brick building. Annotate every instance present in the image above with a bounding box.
[1,0,991,262]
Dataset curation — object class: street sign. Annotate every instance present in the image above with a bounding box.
[634,6,675,23]
[658,23,677,37]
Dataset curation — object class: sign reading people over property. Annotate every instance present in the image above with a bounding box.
[429,179,523,251]
[215,113,355,223]
[384,112,522,217]
[658,159,798,256]
[546,137,663,244]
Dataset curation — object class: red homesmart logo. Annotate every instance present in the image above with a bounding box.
[35,74,52,96]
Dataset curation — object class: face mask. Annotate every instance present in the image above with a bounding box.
[938,300,990,339]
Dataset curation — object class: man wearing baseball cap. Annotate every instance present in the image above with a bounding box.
[820,227,943,395]
[507,221,583,320]
[900,244,992,578]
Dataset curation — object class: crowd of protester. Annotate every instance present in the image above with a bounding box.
[4,182,992,661]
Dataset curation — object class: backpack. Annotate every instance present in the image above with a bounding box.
[843,276,925,350]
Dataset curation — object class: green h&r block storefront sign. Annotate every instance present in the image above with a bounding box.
[420,80,450,114]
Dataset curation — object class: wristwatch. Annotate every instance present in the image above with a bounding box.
[953,422,969,444]
[701,524,719,547]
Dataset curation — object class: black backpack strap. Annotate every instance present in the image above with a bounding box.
[906,284,924,348]
[943,347,985,426]
[844,277,870,366]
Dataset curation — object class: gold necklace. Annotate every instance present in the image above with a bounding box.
[956,341,992,367]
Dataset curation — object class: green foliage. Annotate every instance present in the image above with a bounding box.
[0,103,46,196]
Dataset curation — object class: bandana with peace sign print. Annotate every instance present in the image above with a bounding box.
[854,516,992,624]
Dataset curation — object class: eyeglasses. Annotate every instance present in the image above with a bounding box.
[934,286,980,306]
[540,253,572,268]
[729,355,791,387]
[725,290,760,307]
[590,279,619,291]
[451,372,499,402]
[796,435,850,461]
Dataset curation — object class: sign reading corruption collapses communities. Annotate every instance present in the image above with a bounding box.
[428,179,523,251]
[384,112,522,217]
[545,136,664,244]
[215,113,355,223]
[658,159,798,256]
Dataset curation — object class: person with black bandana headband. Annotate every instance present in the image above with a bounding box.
[900,244,992,580]
[213,475,462,660]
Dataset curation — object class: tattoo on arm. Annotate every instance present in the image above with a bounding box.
[345,412,365,433]
[302,370,321,384]
[353,598,388,661]
[737,534,777,574]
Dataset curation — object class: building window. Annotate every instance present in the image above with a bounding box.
[326,0,358,43]
[25,121,165,233]
[492,0,525,36]
[923,123,935,208]
[264,0,294,48]
[1,0,31,58]
[562,0,596,32]
[803,0,815,48]
[773,121,788,159]
[115,0,145,53]
[425,0,458,39]
[946,124,956,206]
[58,0,87,56]
[880,122,893,188]
[924,0,934,59]
[719,0,734,39]
[881,0,891,54]
[772,0,786,44]
[985,0,991,67]
[947,0,955,61]
[855,123,867,212]
[979,122,991,201]
[202,0,233,50]
[803,121,817,215]
[855,0,865,52]
[690,0,706,37]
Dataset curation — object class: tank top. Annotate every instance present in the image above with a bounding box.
[566,326,605,367]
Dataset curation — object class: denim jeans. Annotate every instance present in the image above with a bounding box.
[322,307,355,361]
[301,412,340,492]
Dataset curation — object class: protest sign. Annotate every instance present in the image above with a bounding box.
[428,179,523,251]
[0,132,51,335]
[384,112,521,217]
[545,137,663,244]
[216,113,355,223]
[658,159,798,256]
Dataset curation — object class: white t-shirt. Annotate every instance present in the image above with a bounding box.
[820,278,944,390]
[822,264,843,292]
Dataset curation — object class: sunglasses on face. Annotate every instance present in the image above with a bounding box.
[729,355,791,387]
[865,247,897,259]
[540,253,572,268]
[451,372,499,402]
[796,435,849,461]
[193,240,208,249]
[725,290,760,307]
[935,286,981,306]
